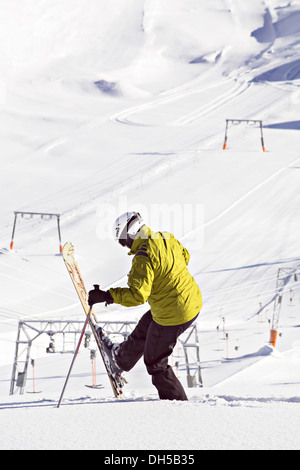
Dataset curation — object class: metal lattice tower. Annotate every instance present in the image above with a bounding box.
[10,319,203,394]
[269,267,300,346]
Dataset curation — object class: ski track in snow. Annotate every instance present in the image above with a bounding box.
[1,392,299,411]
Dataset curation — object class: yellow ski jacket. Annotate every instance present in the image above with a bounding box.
[109,226,202,326]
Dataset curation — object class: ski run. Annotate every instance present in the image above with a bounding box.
[0,0,300,451]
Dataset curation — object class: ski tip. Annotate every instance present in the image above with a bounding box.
[62,242,74,257]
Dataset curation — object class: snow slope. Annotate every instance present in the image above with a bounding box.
[1,0,300,450]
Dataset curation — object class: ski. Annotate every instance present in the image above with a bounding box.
[62,242,124,398]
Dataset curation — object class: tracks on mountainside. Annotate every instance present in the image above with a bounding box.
[109,73,250,128]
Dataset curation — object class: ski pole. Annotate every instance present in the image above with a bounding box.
[57,307,92,408]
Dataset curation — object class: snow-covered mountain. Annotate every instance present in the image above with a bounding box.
[0,0,300,450]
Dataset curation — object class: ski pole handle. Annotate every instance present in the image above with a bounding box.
[92,284,108,307]
[93,283,109,308]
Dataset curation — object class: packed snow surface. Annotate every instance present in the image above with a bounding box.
[1,0,300,450]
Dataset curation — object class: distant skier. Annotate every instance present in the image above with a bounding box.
[88,212,202,401]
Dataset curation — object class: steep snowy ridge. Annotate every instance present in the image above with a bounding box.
[0,0,300,450]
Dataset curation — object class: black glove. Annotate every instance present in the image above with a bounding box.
[88,285,114,306]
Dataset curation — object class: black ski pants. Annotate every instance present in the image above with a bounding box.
[116,310,199,401]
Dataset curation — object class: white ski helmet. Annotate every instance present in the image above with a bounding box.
[113,212,144,247]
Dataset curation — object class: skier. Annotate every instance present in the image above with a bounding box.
[88,212,202,401]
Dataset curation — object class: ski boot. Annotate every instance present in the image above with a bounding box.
[94,326,123,378]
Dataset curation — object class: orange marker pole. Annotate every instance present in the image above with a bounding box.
[223,119,229,150]
[269,329,278,347]
[10,212,18,251]
[260,121,266,152]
